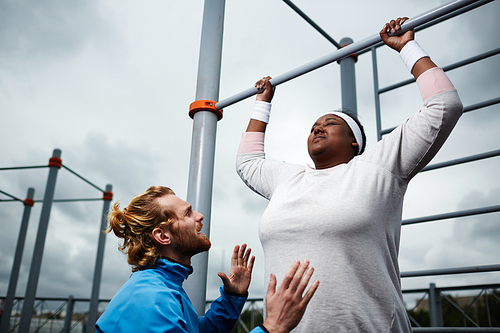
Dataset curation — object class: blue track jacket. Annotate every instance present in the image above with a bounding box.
[96,258,265,333]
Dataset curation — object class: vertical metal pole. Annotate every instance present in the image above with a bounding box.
[63,295,74,333]
[429,283,443,327]
[184,0,225,316]
[86,184,113,333]
[371,46,383,142]
[339,37,357,116]
[251,304,255,328]
[19,149,62,333]
[0,188,35,333]
[485,290,492,327]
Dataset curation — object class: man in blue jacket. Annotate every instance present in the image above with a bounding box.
[96,186,319,333]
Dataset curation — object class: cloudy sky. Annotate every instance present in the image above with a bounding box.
[1,0,499,313]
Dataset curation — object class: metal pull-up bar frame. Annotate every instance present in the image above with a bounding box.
[214,0,484,111]
[185,0,490,317]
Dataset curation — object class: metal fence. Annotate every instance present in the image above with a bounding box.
[0,296,112,333]
[1,286,498,333]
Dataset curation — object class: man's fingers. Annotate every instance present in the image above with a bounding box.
[248,256,256,274]
[301,279,320,305]
[267,273,277,298]
[289,260,310,292]
[295,265,314,295]
[238,243,247,265]
[231,245,240,267]
[279,260,301,291]
[242,246,251,266]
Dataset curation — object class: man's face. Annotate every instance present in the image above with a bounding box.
[158,195,211,257]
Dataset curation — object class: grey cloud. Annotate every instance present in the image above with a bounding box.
[0,1,104,60]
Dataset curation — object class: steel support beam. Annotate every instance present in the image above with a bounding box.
[282,0,341,48]
[19,149,62,332]
[0,188,35,333]
[401,264,500,278]
[63,295,75,333]
[87,184,113,333]
[429,283,444,327]
[371,46,383,141]
[339,37,357,115]
[185,0,225,316]
[215,0,484,111]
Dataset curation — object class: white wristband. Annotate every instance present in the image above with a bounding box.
[399,40,429,73]
[251,100,272,124]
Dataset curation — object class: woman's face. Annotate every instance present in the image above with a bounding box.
[307,114,358,163]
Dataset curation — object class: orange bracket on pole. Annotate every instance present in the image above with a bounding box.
[189,100,223,121]
[337,44,358,63]
[23,198,35,207]
[48,157,62,168]
[102,191,113,201]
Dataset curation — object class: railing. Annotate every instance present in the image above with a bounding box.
[0,296,110,333]
[1,286,498,333]
[210,285,500,332]
[404,284,500,330]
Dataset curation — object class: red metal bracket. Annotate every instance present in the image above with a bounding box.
[189,100,223,121]
[23,198,35,207]
[48,157,62,168]
[337,44,358,63]
[102,191,113,201]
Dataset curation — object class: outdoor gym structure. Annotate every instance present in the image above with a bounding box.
[184,0,500,331]
[1,0,499,331]
[0,149,113,333]
[185,0,500,316]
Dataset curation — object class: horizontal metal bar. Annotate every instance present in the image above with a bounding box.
[381,95,500,135]
[463,96,500,113]
[379,77,416,94]
[402,204,500,225]
[403,283,500,294]
[378,47,500,94]
[0,165,47,171]
[442,46,500,72]
[421,149,500,172]
[282,0,341,49]
[357,0,495,56]
[0,296,113,303]
[414,328,500,332]
[413,328,500,332]
[50,198,103,203]
[401,264,500,278]
[208,285,500,302]
[215,0,483,110]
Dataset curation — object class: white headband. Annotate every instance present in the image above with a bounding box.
[320,112,363,155]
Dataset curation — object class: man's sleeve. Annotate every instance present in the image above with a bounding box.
[96,289,192,333]
[199,286,247,333]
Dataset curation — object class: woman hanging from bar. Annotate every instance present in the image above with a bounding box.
[236,17,463,332]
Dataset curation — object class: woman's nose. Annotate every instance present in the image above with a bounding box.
[314,126,324,134]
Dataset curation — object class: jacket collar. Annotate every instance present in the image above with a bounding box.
[144,258,194,283]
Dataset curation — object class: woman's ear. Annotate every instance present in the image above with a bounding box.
[152,227,171,246]
[351,141,359,154]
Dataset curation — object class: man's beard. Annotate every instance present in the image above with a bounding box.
[170,225,211,257]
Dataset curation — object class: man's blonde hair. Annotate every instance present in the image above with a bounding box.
[107,186,176,271]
